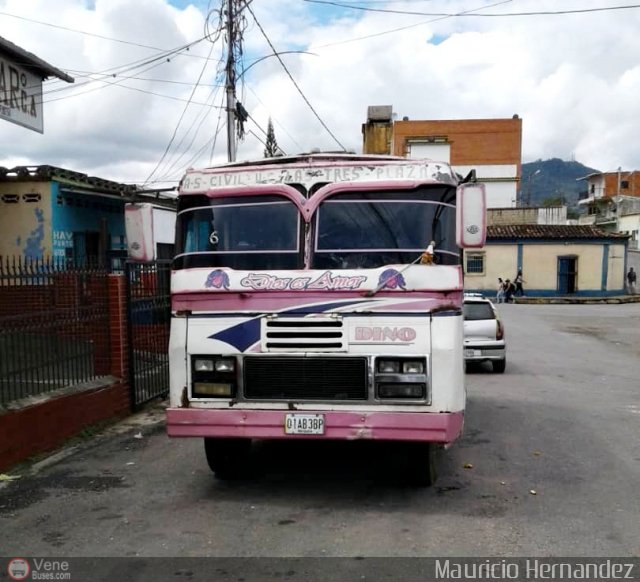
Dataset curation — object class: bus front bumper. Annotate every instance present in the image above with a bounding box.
[166,408,464,444]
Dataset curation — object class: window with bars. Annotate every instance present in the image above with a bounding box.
[465,252,485,274]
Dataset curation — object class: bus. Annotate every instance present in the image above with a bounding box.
[165,153,486,485]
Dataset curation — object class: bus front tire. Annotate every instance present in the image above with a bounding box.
[204,437,252,480]
[407,442,438,487]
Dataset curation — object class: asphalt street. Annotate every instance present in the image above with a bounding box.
[0,304,639,558]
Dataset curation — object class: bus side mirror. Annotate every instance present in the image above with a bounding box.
[125,203,155,261]
[456,183,486,248]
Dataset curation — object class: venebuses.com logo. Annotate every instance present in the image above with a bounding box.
[7,558,71,580]
[7,558,30,581]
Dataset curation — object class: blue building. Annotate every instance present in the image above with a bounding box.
[0,165,175,267]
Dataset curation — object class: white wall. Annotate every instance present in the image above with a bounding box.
[453,164,518,209]
[408,142,451,163]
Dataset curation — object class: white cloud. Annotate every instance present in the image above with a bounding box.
[2,0,640,186]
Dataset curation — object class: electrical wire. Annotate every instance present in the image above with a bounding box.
[245,85,305,152]
[150,14,229,181]
[44,75,228,107]
[246,115,287,156]
[154,69,226,182]
[40,51,209,104]
[245,2,346,151]
[62,71,225,88]
[144,8,229,184]
[248,129,269,149]
[210,92,228,165]
[303,0,640,17]
[0,10,203,51]
[144,39,220,185]
[309,0,513,49]
[146,113,227,185]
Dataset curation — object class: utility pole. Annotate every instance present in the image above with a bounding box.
[225,0,236,162]
[526,169,541,207]
[617,166,621,196]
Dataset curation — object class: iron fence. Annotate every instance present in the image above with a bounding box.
[0,256,110,406]
[125,260,171,409]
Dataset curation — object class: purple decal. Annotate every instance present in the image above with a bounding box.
[378,269,407,291]
[205,269,230,289]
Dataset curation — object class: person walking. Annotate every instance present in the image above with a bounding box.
[504,279,515,303]
[514,269,525,297]
[496,277,505,303]
[627,267,637,294]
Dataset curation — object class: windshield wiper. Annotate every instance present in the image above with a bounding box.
[365,242,435,298]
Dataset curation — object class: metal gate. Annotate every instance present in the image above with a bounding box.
[125,260,171,409]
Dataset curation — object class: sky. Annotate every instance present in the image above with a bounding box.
[1,0,640,188]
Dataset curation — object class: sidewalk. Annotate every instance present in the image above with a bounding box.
[514,294,640,305]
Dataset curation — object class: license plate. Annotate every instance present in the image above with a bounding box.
[465,349,481,357]
[284,413,325,435]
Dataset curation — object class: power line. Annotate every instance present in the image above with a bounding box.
[41,51,207,104]
[154,67,227,182]
[63,71,225,88]
[43,75,228,107]
[151,30,228,180]
[40,34,212,97]
[303,0,640,18]
[245,3,346,151]
[245,85,305,152]
[144,39,220,185]
[146,111,227,185]
[308,0,513,49]
[0,10,212,52]
[210,92,228,165]
[13,34,210,95]
[246,113,287,156]
[248,129,269,148]
[145,13,227,181]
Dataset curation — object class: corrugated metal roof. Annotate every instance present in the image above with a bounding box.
[487,224,628,240]
[0,165,134,193]
[0,165,177,205]
[0,35,74,83]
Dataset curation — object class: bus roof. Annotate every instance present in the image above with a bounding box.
[180,153,459,194]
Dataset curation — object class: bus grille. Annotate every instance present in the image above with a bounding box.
[243,356,368,400]
[261,318,346,352]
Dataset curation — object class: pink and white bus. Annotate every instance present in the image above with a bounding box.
[166,153,486,484]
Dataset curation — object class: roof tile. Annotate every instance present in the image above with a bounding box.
[487,224,628,240]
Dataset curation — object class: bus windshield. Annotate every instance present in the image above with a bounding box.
[311,188,458,269]
[174,196,302,270]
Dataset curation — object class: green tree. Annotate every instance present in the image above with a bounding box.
[541,195,565,207]
[264,118,279,158]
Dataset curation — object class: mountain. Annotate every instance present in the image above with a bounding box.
[521,158,600,210]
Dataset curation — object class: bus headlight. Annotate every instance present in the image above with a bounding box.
[377,383,425,399]
[378,359,401,373]
[194,358,214,372]
[402,360,424,374]
[192,355,237,398]
[375,357,427,400]
[214,358,235,373]
[193,382,234,397]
